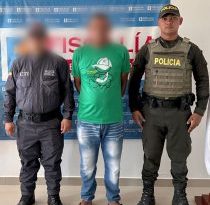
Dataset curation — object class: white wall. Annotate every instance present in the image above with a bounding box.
[0,0,209,179]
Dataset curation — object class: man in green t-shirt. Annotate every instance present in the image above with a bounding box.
[72,13,130,205]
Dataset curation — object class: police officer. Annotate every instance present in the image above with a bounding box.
[4,23,75,205]
[129,4,209,205]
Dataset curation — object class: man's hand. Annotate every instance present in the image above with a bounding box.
[187,113,202,133]
[61,119,72,134]
[5,122,15,137]
[132,111,145,129]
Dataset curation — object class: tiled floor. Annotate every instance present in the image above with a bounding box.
[0,185,208,205]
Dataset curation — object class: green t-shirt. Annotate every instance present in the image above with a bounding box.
[72,43,130,124]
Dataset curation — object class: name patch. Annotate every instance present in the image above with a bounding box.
[44,70,55,76]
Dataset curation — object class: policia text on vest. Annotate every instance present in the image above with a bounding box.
[154,56,182,67]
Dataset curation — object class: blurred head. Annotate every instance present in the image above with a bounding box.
[26,22,48,55]
[158,4,183,37]
[87,13,112,46]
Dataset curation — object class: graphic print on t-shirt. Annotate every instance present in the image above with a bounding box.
[87,57,112,88]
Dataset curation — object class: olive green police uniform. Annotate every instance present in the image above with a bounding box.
[141,37,194,184]
[129,36,209,205]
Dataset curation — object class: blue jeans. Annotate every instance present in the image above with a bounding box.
[77,120,124,203]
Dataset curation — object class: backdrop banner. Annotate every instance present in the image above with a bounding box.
[0,0,170,140]
[205,100,210,175]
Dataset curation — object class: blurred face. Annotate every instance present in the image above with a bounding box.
[27,36,47,55]
[87,17,111,45]
[158,14,183,36]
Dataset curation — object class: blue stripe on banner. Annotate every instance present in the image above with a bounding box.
[0,13,162,28]
[0,1,170,28]
[0,0,170,6]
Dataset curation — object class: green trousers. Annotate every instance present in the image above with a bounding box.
[141,104,192,184]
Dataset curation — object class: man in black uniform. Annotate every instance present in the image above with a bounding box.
[4,23,75,205]
[129,5,209,205]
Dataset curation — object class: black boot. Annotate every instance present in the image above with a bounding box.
[17,194,35,205]
[137,181,155,205]
[48,195,63,205]
[172,183,189,205]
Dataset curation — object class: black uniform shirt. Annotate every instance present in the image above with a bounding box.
[128,36,209,116]
[4,51,75,122]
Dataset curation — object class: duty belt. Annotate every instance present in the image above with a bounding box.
[142,92,195,110]
[19,109,61,123]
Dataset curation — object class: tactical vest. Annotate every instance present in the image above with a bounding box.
[144,38,192,99]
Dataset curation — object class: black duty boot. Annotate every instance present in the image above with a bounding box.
[172,183,189,205]
[17,194,35,205]
[48,195,63,205]
[137,181,155,205]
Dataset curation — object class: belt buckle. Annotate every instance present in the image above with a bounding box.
[24,113,32,121]
[32,114,41,123]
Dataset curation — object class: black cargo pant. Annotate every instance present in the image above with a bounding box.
[141,104,192,185]
[16,117,64,196]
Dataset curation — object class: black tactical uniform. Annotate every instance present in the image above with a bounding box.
[4,52,75,199]
[129,36,209,205]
